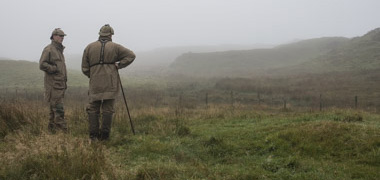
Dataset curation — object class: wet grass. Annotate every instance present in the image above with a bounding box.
[0,100,379,179]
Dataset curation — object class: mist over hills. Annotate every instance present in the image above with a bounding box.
[169,37,350,77]
[63,44,275,79]
[279,28,380,75]
[0,57,12,60]
[1,27,380,89]
[168,28,380,78]
[134,44,275,66]
[0,60,43,88]
[64,44,274,72]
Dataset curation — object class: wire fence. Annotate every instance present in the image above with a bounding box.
[2,87,379,113]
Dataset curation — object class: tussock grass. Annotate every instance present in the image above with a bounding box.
[0,100,120,180]
[0,100,379,179]
[0,133,119,180]
[0,100,44,138]
[269,121,379,159]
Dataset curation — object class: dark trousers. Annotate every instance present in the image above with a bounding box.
[87,99,115,114]
[48,96,67,132]
[87,99,115,140]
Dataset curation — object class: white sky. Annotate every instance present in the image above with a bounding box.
[1,0,380,61]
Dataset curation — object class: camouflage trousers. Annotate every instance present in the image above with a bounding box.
[86,99,115,140]
[48,92,67,133]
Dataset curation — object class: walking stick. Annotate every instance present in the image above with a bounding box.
[116,66,136,135]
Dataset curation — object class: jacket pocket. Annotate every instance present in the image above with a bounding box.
[52,75,66,90]
[53,75,65,81]
[53,80,66,90]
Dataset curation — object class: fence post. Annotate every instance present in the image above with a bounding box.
[283,98,287,110]
[25,88,28,100]
[15,87,18,100]
[179,93,182,108]
[155,95,160,107]
[205,92,208,108]
[355,96,358,109]
[271,96,274,107]
[176,93,183,116]
[319,94,322,111]
[230,91,234,109]
[258,92,261,106]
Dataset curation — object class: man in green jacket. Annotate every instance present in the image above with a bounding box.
[82,24,136,140]
[39,28,68,133]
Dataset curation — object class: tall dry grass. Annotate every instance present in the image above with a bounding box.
[0,98,379,179]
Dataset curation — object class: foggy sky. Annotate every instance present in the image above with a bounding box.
[1,0,380,61]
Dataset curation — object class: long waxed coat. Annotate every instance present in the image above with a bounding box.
[82,36,136,102]
[39,41,67,102]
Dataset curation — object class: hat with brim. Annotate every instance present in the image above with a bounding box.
[99,24,114,36]
[50,28,66,39]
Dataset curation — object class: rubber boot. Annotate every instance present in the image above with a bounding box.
[88,113,100,140]
[100,113,113,141]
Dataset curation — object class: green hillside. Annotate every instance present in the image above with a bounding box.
[0,60,43,88]
[282,28,380,74]
[169,37,349,77]
[0,60,88,88]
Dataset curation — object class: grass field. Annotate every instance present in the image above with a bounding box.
[0,98,379,180]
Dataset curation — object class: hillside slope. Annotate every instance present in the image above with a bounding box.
[65,44,274,71]
[0,60,43,88]
[169,37,349,77]
[279,28,380,75]
[0,60,87,88]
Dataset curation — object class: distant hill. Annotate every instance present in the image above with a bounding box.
[0,60,43,88]
[277,28,380,75]
[65,44,274,77]
[0,60,87,88]
[0,57,13,60]
[134,44,274,67]
[169,37,349,77]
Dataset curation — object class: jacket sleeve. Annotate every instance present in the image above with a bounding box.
[39,47,57,74]
[81,47,90,78]
[116,45,136,69]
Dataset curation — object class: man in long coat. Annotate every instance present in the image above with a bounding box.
[82,24,136,140]
[39,28,68,133]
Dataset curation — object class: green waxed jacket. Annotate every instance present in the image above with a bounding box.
[39,41,67,102]
[82,36,136,102]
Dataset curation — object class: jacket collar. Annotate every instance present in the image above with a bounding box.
[51,40,65,52]
[98,36,112,42]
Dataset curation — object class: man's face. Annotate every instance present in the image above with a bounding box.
[53,34,64,43]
